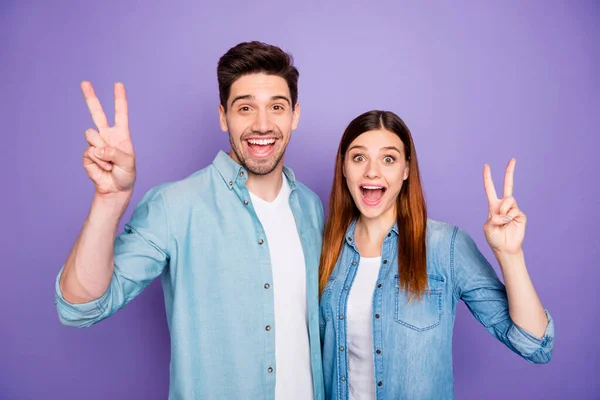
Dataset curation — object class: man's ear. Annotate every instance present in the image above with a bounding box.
[291,102,301,130]
[218,104,228,132]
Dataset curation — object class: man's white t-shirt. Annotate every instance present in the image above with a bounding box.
[249,176,314,400]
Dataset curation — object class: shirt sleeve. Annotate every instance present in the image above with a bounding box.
[451,227,554,364]
[317,198,325,235]
[55,187,170,328]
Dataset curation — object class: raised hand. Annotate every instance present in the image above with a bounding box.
[81,81,136,197]
[483,158,527,255]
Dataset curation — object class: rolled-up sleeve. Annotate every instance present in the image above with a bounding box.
[506,310,554,363]
[55,187,170,328]
[452,227,554,364]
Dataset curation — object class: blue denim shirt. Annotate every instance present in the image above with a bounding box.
[55,151,325,400]
[320,219,554,400]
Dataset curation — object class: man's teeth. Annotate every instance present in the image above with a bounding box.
[362,185,383,190]
[248,138,276,145]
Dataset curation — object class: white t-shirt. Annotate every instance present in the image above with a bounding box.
[347,256,381,400]
[249,176,314,400]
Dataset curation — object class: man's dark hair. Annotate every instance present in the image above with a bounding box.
[217,41,299,111]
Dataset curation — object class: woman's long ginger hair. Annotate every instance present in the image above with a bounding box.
[319,110,428,299]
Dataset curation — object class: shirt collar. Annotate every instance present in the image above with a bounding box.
[344,219,399,248]
[212,150,297,190]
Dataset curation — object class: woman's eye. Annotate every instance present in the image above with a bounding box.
[353,155,365,162]
[384,156,395,163]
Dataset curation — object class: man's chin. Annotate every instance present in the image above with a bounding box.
[242,154,284,176]
[244,162,279,176]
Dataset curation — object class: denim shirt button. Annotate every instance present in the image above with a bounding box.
[244,200,249,205]
[258,239,264,245]
[377,284,382,288]
[376,349,381,354]
[267,367,273,373]
[378,381,383,386]
[344,286,349,290]
[339,315,344,320]
[341,376,346,382]
[339,346,345,351]
[383,260,388,264]
[265,325,271,331]
[352,262,357,266]
[264,283,270,289]
[375,314,380,319]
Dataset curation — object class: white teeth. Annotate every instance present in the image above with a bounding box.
[362,185,383,190]
[248,138,275,145]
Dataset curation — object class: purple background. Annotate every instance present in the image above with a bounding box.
[3,1,599,399]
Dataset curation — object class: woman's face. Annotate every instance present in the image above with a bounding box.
[343,129,409,222]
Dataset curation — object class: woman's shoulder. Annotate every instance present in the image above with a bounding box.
[426,218,459,241]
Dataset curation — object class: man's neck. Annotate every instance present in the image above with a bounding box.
[246,166,285,202]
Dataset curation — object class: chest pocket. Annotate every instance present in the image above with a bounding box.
[394,274,445,331]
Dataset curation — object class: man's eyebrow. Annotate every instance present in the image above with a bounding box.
[230,95,291,107]
[271,95,291,105]
[230,94,254,107]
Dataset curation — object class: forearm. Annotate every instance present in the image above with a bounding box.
[60,194,130,303]
[494,250,548,338]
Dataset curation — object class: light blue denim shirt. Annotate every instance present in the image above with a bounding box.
[320,219,554,400]
[55,151,325,400]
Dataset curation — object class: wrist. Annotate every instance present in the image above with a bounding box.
[89,192,132,224]
[493,249,526,269]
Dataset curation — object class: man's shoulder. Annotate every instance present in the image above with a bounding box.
[139,163,221,206]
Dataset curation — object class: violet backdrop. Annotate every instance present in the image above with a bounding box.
[3,1,599,399]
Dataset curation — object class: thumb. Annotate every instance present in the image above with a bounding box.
[94,146,135,171]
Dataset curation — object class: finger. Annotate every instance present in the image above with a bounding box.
[84,128,106,148]
[499,196,517,216]
[488,214,517,227]
[82,153,106,177]
[483,164,498,205]
[114,82,129,130]
[83,129,110,170]
[503,158,516,198]
[506,205,526,221]
[94,146,135,171]
[81,81,110,131]
[493,208,526,225]
[83,146,113,171]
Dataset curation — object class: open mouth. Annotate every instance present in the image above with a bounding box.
[360,185,386,206]
[245,138,276,158]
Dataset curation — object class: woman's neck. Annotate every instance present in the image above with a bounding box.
[354,212,396,257]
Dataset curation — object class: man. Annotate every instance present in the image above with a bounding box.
[55,41,325,400]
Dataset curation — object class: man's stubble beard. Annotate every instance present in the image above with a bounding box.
[229,132,287,176]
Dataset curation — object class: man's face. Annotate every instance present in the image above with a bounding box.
[219,73,300,176]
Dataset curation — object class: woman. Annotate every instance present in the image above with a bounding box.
[319,110,554,400]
